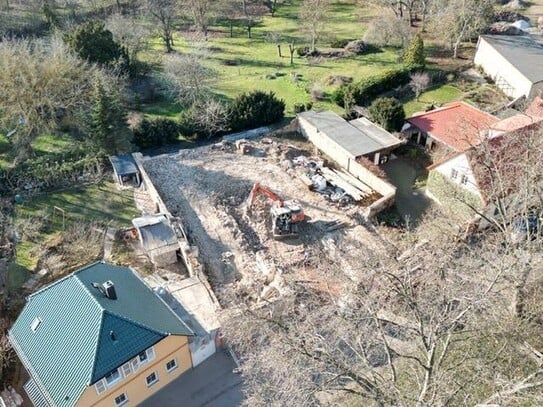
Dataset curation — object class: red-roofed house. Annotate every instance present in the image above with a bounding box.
[404,102,499,152]
[425,120,543,220]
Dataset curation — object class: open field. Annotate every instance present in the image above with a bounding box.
[139,1,467,118]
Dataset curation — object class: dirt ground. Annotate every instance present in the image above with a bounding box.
[141,138,395,304]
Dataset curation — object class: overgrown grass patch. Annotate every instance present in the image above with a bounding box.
[9,181,139,289]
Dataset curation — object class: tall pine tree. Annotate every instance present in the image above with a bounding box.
[88,79,130,155]
[403,33,425,68]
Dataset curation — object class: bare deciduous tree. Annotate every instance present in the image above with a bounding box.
[190,99,230,137]
[106,12,150,61]
[364,12,411,49]
[144,0,176,52]
[432,0,493,58]
[162,53,213,105]
[223,191,543,406]
[0,36,107,162]
[410,72,431,101]
[299,0,331,53]
[180,0,214,38]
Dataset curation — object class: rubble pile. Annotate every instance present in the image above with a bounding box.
[142,137,388,305]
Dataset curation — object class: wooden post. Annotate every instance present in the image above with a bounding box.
[277,44,282,58]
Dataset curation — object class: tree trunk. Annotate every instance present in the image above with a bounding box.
[247,25,252,39]
[289,43,295,65]
[421,3,427,32]
[453,38,461,59]
[230,22,233,38]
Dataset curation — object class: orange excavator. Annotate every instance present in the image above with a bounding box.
[246,183,305,238]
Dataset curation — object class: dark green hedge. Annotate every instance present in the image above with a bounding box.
[332,65,420,108]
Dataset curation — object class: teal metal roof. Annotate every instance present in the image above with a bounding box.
[8,262,193,407]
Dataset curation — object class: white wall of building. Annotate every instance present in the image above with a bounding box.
[474,38,534,99]
[433,153,483,199]
[298,117,354,168]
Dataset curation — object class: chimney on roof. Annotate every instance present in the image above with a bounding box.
[103,280,117,300]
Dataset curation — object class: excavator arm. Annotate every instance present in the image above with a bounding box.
[247,182,284,209]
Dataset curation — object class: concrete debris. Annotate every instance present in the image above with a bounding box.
[141,136,389,304]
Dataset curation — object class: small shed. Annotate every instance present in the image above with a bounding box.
[297,110,404,166]
[109,155,141,188]
[132,215,179,267]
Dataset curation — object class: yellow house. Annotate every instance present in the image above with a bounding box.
[8,262,194,407]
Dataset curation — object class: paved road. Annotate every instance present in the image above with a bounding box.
[138,350,243,407]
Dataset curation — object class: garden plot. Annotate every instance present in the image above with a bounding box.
[141,138,391,304]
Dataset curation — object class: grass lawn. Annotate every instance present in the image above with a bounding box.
[402,84,463,117]
[0,133,78,169]
[139,1,398,117]
[7,181,139,291]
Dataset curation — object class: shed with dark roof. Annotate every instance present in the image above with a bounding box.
[474,35,543,99]
[109,155,141,188]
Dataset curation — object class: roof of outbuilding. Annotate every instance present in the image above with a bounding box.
[525,96,543,118]
[132,215,178,252]
[109,155,139,176]
[8,262,193,407]
[490,114,543,133]
[407,102,499,152]
[479,35,543,84]
[298,110,403,157]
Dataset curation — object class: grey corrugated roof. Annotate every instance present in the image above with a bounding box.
[298,110,403,157]
[133,215,178,252]
[9,262,193,407]
[109,154,139,176]
[480,35,543,83]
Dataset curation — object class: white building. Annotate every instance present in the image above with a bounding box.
[474,35,543,99]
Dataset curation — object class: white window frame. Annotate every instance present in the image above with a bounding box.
[166,358,178,373]
[145,372,159,387]
[121,362,132,377]
[94,379,106,395]
[105,368,122,387]
[138,347,156,365]
[114,392,128,407]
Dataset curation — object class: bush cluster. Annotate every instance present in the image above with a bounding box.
[330,38,353,48]
[133,91,285,148]
[332,66,417,108]
[132,118,181,149]
[228,91,285,132]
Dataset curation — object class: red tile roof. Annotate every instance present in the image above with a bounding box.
[490,114,543,134]
[407,102,499,152]
[525,96,543,118]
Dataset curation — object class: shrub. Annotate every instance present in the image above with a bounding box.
[297,46,310,57]
[229,91,285,132]
[333,66,414,108]
[368,97,405,132]
[330,38,352,48]
[64,21,128,69]
[133,118,181,149]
